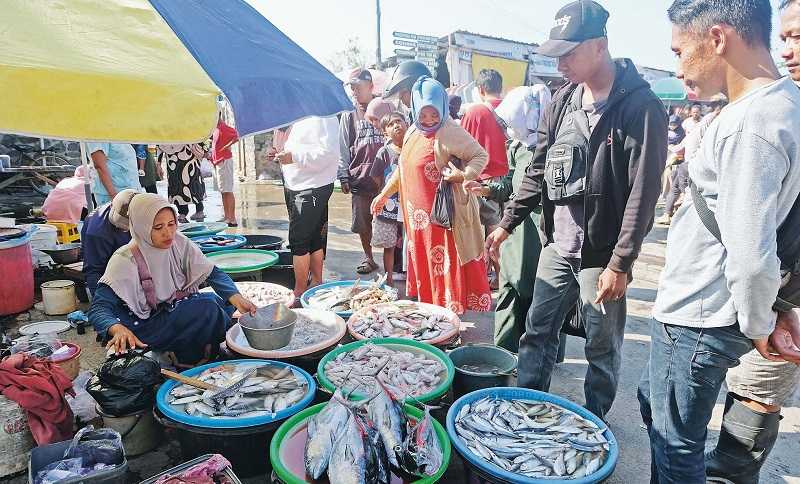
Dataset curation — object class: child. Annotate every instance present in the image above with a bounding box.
[369,112,407,286]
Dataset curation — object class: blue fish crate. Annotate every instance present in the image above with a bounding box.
[155,359,316,429]
[446,387,619,484]
[300,280,389,319]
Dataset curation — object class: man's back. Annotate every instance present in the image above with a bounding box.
[655,77,800,339]
[461,101,509,179]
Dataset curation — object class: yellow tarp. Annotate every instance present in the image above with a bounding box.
[0,0,221,143]
[471,53,528,92]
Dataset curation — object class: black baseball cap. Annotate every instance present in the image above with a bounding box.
[536,0,609,58]
[348,68,373,85]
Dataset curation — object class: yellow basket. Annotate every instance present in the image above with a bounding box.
[46,221,80,244]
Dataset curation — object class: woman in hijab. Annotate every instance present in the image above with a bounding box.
[371,76,491,314]
[88,194,256,365]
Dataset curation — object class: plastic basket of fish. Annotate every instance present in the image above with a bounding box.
[269,384,451,484]
[155,360,316,429]
[300,277,397,319]
[316,338,455,405]
[348,301,461,346]
[446,387,618,484]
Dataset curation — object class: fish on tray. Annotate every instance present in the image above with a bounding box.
[167,364,307,418]
[308,275,397,312]
[351,301,454,341]
[454,397,610,479]
[323,343,444,398]
[306,382,442,482]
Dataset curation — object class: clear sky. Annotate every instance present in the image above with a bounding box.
[250,0,787,73]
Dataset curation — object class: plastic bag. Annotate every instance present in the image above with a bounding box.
[430,179,455,229]
[560,301,586,339]
[35,457,86,484]
[86,351,161,416]
[64,426,124,467]
[11,334,62,359]
[66,371,98,422]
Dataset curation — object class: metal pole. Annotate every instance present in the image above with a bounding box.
[375,0,382,68]
[79,142,94,211]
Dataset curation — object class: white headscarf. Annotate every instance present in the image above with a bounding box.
[495,85,552,145]
[99,194,214,319]
[108,189,139,231]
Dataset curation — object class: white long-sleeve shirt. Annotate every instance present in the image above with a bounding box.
[654,78,800,339]
[281,116,340,191]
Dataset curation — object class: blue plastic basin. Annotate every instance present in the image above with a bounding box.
[446,387,618,484]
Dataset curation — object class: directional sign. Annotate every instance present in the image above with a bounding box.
[393,39,418,48]
[393,31,439,43]
[394,48,415,57]
[415,50,438,59]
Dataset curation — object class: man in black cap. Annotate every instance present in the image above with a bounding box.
[338,68,385,275]
[486,0,667,420]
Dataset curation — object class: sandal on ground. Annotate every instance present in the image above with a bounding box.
[356,259,378,274]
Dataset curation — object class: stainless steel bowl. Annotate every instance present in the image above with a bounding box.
[238,303,297,350]
[41,243,81,265]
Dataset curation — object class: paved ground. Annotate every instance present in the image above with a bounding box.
[2,180,798,483]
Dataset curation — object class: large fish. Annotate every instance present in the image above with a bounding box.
[327,412,369,484]
[367,379,408,469]
[304,390,350,479]
[400,406,443,476]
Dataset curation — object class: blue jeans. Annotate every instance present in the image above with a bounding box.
[517,245,627,419]
[637,319,753,483]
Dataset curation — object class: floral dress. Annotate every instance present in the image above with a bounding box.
[400,130,491,314]
[159,144,206,207]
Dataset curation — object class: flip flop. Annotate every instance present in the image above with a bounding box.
[356,259,378,274]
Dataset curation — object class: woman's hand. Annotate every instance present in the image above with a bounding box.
[230,294,257,316]
[463,180,490,197]
[442,162,465,183]
[106,323,147,355]
[371,194,388,215]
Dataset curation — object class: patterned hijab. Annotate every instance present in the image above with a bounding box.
[99,194,214,319]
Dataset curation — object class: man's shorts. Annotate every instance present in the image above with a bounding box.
[212,159,234,193]
[371,216,400,249]
[726,348,800,406]
[351,193,374,234]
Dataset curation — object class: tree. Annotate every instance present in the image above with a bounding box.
[328,36,369,72]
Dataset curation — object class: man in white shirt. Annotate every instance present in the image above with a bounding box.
[639,1,800,482]
[268,116,340,299]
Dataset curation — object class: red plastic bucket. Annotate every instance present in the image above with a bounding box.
[0,235,33,316]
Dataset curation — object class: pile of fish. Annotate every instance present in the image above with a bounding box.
[236,283,294,307]
[351,301,455,341]
[305,384,443,482]
[274,313,338,352]
[324,343,445,398]
[167,364,307,418]
[308,275,397,312]
[454,397,609,479]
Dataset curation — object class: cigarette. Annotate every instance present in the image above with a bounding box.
[599,302,607,315]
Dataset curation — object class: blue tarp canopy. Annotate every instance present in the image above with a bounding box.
[150,0,353,136]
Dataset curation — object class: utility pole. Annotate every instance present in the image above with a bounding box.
[375,0,382,68]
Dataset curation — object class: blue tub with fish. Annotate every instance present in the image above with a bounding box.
[300,279,394,319]
[190,234,247,253]
[154,360,316,477]
[446,387,618,484]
